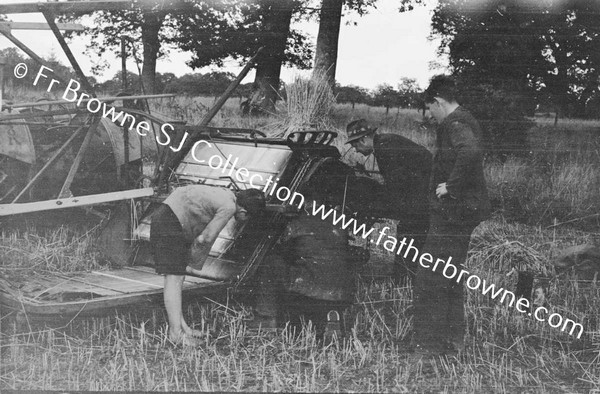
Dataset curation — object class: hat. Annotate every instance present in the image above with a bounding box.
[345,119,377,144]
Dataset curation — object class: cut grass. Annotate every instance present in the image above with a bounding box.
[1,218,599,392]
[0,224,109,283]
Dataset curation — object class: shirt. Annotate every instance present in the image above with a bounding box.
[164,185,237,242]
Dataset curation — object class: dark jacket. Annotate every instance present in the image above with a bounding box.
[373,133,432,218]
[430,107,491,225]
[280,213,354,302]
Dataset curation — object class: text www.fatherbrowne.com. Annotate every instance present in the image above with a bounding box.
[211,148,585,339]
[309,202,584,339]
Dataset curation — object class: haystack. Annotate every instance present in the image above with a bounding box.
[267,70,336,138]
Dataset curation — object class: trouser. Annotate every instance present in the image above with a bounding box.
[413,213,477,348]
[150,204,190,275]
[394,214,429,284]
[255,255,350,339]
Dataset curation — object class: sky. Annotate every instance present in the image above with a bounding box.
[0,0,447,91]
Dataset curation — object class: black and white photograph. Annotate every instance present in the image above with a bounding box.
[0,0,599,392]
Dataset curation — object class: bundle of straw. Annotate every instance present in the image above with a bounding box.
[268,70,336,137]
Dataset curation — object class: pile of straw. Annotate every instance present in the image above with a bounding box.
[268,70,336,137]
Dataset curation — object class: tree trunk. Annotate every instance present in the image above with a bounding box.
[140,11,164,94]
[253,0,296,113]
[313,0,343,87]
[551,44,570,121]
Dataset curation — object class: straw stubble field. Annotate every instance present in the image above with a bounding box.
[1,92,599,392]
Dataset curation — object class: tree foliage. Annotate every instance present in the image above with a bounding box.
[367,81,424,113]
[334,84,370,108]
[94,69,237,97]
[372,83,401,114]
[62,1,226,93]
[64,0,313,95]
[95,70,178,94]
[397,77,422,108]
[163,71,236,96]
[179,0,313,70]
[0,48,79,96]
[429,0,600,158]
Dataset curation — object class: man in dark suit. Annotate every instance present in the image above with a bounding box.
[413,75,491,356]
[345,119,432,284]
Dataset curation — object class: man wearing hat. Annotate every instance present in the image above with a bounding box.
[345,119,432,284]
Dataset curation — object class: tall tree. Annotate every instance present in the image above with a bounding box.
[312,0,424,87]
[65,1,266,94]
[427,0,600,157]
[69,0,313,106]
[431,0,600,116]
[312,0,377,87]
[139,9,167,93]
[313,0,344,86]
[245,0,299,112]
[180,0,314,112]
[430,0,545,156]
[64,1,188,93]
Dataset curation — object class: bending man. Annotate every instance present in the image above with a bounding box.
[151,185,266,344]
[345,119,432,283]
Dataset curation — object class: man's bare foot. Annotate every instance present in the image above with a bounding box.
[181,319,203,338]
[183,326,203,338]
[168,329,202,346]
